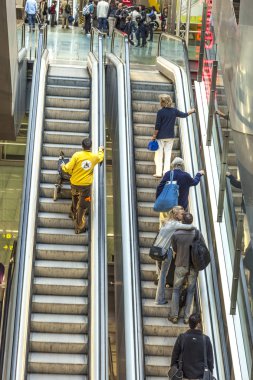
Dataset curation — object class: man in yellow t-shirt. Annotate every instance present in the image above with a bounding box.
[61,138,104,234]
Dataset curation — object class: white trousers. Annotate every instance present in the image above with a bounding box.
[154,138,174,176]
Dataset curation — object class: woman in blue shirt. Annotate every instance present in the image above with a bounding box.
[151,94,195,178]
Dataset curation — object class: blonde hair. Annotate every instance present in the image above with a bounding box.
[159,94,173,108]
[162,206,184,224]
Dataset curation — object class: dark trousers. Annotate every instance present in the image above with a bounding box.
[98,17,107,31]
[70,185,91,232]
[136,25,146,46]
[149,23,154,41]
[84,14,91,33]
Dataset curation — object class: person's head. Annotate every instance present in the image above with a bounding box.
[118,3,123,8]
[159,94,173,108]
[171,157,185,171]
[182,212,193,224]
[165,206,185,222]
[82,138,92,150]
[189,313,202,330]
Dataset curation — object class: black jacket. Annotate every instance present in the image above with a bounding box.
[171,329,214,379]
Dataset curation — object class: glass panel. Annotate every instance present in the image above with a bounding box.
[160,35,186,69]
[17,24,23,52]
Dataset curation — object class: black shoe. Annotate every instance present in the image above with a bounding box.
[168,315,178,324]
[75,228,87,234]
[136,44,140,47]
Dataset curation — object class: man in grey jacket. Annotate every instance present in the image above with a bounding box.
[169,212,201,324]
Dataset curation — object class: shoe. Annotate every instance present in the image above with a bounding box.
[155,301,168,305]
[148,39,153,42]
[184,318,189,325]
[135,44,140,47]
[153,174,162,178]
[75,228,87,234]
[168,316,178,324]
[154,279,158,285]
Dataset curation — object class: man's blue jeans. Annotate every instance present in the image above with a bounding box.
[170,266,198,319]
[28,13,36,30]
[155,249,172,304]
[98,17,107,31]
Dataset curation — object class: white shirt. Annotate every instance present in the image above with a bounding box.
[25,0,37,14]
[97,0,109,18]
[131,10,140,22]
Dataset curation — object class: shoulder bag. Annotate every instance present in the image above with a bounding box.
[154,170,179,212]
[168,335,184,380]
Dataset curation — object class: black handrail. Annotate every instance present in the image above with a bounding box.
[0,241,17,380]
[158,32,231,379]
[9,26,47,380]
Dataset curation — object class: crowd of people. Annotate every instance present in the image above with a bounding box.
[24,0,167,44]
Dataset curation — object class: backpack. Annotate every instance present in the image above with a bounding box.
[83,4,90,15]
[190,229,210,271]
[153,171,179,212]
[65,4,71,14]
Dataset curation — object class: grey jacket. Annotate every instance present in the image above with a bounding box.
[153,220,193,255]
[171,228,197,268]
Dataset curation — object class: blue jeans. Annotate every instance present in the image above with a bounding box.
[155,249,173,303]
[170,266,198,319]
[28,13,36,30]
[98,17,107,31]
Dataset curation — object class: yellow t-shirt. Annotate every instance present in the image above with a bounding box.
[62,148,104,186]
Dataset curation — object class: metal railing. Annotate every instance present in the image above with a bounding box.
[6,25,48,380]
[0,241,17,380]
[89,28,108,380]
[158,32,230,379]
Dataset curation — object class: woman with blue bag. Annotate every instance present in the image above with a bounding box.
[151,94,195,178]
[153,206,193,305]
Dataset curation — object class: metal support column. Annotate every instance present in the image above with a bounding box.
[185,0,192,46]
[176,0,182,36]
[206,60,218,145]
[167,0,177,34]
[230,213,244,315]
[197,3,207,81]
[217,130,230,222]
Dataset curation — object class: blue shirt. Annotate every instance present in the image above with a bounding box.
[155,107,188,139]
[156,169,202,210]
[25,0,37,14]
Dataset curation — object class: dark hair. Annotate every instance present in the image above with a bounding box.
[189,313,201,329]
[182,212,193,224]
[82,138,92,150]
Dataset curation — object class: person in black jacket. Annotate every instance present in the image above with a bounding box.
[151,94,195,177]
[171,313,214,379]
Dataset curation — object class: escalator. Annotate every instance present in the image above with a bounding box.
[131,71,188,378]
[27,66,90,378]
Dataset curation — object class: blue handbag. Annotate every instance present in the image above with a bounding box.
[153,171,179,212]
[147,140,159,151]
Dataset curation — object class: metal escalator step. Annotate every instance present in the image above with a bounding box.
[138,202,158,217]
[46,96,90,110]
[30,313,88,334]
[143,317,188,337]
[45,107,89,122]
[41,169,65,184]
[144,336,176,356]
[33,277,88,296]
[139,231,157,247]
[36,228,88,245]
[42,143,84,157]
[132,89,175,102]
[146,377,169,380]
[135,149,180,162]
[46,85,90,98]
[44,131,89,145]
[44,119,89,133]
[37,212,75,229]
[140,248,155,264]
[142,298,170,318]
[28,352,88,375]
[131,82,173,92]
[134,135,180,149]
[47,77,90,88]
[34,260,88,278]
[32,294,88,314]
[141,281,173,300]
[145,355,171,377]
[137,188,156,203]
[132,101,160,113]
[39,198,71,213]
[40,184,71,199]
[30,332,88,354]
[138,216,159,232]
[133,112,156,124]
[133,123,179,137]
[36,243,88,262]
[136,174,161,188]
[27,374,88,380]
